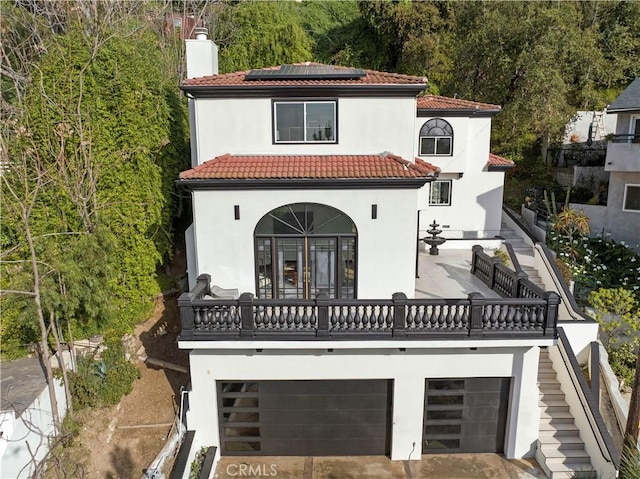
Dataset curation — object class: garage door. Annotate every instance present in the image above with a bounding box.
[423,378,510,453]
[218,380,392,456]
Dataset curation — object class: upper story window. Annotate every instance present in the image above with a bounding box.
[419,118,453,156]
[274,101,336,143]
[623,184,640,212]
[630,115,640,143]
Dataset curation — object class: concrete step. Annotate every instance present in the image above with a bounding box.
[539,416,577,426]
[538,372,558,380]
[538,376,560,384]
[540,391,565,401]
[539,399,569,408]
[539,423,580,435]
[538,435,586,449]
[544,463,597,479]
[540,410,574,421]
[545,454,591,465]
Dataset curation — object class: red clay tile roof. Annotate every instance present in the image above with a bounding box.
[182,63,427,87]
[180,153,440,180]
[487,153,515,169]
[417,95,500,111]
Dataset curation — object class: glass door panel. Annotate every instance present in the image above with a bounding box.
[308,238,336,299]
[275,239,304,299]
[256,239,273,299]
[340,238,356,298]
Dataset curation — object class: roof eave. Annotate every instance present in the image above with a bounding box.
[417,108,502,118]
[177,177,434,190]
[606,107,640,114]
[180,83,427,98]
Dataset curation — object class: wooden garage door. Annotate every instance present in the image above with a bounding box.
[423,378,510,453]
[218,380,392,456]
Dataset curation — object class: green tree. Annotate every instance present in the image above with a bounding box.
[216,1,312,72]
[1,15,189,358]
[358,0,454,91]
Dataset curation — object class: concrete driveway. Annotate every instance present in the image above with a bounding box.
[214,454,548,479]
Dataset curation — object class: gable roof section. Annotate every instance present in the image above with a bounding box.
[607,77,640,113]
[181,63,427,98]
[178,153,439,190]
[487,153,515,171]
[417,95,501,117]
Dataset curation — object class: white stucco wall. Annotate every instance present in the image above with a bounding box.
[413,116,503,238]
[191,97,417,163]
[414,116,492,174]
[191,188,419,298]
[184,343,542,461]
[418,171,506,239]
[0,379,67,479]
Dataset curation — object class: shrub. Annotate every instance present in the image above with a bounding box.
[189,447,208,479]
[67,336,140,410]
[608,341,637,388]
[620,438,640,479]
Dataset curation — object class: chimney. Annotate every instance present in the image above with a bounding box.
[185,27,218,79]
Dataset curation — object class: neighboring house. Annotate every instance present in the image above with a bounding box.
[569,78,640,250]
[175,32,618,479]
[0,358,67,478]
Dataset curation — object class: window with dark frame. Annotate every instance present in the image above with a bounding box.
[274,101,336,143]
[429,180,452,206]
[419,118,453,156]
[623,184,640,211]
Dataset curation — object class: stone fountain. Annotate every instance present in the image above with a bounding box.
[423,220,447,255]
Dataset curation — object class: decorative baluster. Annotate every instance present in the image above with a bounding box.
[378,305,387,330]
[309,307,317,328]
[329,306,337,330]
[360,305,370,331]
[502,305,511,330]
[351,306,361,330]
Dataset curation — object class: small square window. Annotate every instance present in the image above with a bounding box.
[623,184,640,212]
[274,101,336,143]
[429,180,452,206]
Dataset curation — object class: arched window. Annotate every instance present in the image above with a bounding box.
[255,203,357,299]
[419,118,453,156]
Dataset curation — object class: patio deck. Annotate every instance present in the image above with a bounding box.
[415,249,501,300]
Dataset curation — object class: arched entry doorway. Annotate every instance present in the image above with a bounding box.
[254,203,357,299]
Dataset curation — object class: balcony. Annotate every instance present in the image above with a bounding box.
[178,247,559,341]
[605,135,640,172]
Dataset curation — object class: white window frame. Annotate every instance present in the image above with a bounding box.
[274,100,337,144]
[420,136,453,156]
[418,118,454,156]
[429,179,452,206]
[622,184,640,212]
[630,115,640,143]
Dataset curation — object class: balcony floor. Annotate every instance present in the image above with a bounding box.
[415,249,501,299]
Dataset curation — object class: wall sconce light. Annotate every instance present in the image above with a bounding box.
[371,204,378,219]
[234,205,240,220]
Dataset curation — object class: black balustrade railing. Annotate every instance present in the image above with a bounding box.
[609,133,640,144]
[178,266,559,341]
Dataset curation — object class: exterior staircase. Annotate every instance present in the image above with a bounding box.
[498,225,545,289]
[536,348,596,479]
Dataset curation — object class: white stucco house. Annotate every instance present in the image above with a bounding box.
[175,31,619,479]
[573,78,640,251]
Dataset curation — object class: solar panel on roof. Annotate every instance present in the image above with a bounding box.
[246,64,366,81]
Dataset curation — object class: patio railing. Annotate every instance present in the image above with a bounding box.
[471,245,546,299]
[179,261,559,341]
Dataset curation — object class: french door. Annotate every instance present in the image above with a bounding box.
[256,236,355,299]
